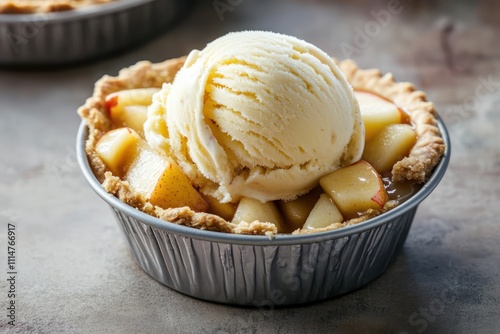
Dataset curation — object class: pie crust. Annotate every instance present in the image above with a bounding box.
[0,0,112,13]
[78,57,445,236]
[338,60,446,184]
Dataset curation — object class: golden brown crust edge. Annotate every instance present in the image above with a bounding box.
[78,57,445,236]
[0,0,113,13]
[338,59,446,184]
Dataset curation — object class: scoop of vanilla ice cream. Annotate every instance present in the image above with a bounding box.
[145,31,364,203]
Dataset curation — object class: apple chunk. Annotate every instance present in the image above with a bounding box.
[362,124,417,173]
[105,88,160,133]
[110,106,148,134]
[303,194,344,229]
[319,160,389,219]
[278,187,322,231]
[204,195,236,221]
[232,197,286,233]
[95,128,141,177]
[96,126,207,212]
[105,88,160,109]
[355,91,403,141]
[125,148,208,212]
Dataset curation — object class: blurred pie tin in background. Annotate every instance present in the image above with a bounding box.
[0,0,191,66]
[76,119,450,306]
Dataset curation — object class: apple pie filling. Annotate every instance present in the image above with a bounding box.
[92,86,421,234]
[79,58,445,235]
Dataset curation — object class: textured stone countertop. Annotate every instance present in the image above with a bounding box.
[1,0,499,333]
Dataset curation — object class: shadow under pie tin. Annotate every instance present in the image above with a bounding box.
[76,118,450,306]
[0,0,191,66]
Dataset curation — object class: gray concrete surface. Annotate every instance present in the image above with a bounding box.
[1,0,499,333]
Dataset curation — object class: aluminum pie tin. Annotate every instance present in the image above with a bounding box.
[77,119,451,306]
[0,0,189,66]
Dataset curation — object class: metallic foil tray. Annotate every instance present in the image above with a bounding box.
[0,0,190,66]
[77,119,450,306]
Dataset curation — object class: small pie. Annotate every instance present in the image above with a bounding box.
[78,57,445,236]
[0,0,113,13]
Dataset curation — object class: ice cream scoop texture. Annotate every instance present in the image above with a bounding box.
[145,31,364,203]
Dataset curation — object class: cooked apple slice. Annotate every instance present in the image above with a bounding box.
[362,124,417,173]
[109,105,148,134]
[320,160,389,219]
[105,88,160,110]
[303,194,344,229]
[95,127,141,177]
[125,148,208,212]
[278,187,322,231]
[355,91,403,141]
[204,195,237,221]
[105,88,160,133]
[232,197,286,233]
